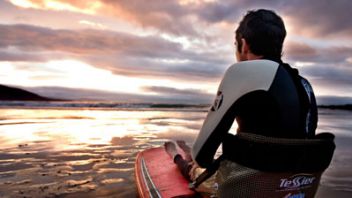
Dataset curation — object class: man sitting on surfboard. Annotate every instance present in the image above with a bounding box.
[165,9,317,195]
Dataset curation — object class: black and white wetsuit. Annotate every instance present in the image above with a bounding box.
[192,60,317,167]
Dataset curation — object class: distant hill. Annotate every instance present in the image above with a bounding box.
[0,84,54,101]
[319,104,352,111]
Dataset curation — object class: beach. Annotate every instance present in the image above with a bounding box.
[0,103,351,197]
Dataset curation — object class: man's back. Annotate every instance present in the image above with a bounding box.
[192,60,318,167]
[236,61,317,138]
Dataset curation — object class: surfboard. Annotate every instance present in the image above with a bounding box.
[135,146,197,198]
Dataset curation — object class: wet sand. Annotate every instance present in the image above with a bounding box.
[0,139,139,197]
[0,108,202,197]
[0,133,191,197]
[0,108,351,197]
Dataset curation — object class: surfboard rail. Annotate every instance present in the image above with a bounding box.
[135,147,197,198]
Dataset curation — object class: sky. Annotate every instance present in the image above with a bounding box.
[0,0,351,104]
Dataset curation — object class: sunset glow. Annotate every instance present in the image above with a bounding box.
[1,0,352,104]
[9,0,102,14]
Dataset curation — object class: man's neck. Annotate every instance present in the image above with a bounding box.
[247,53,263,60]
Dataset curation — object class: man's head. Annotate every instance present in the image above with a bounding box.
[235,9,286,62]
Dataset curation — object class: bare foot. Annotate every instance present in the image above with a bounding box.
[164,141,180,161]
[176,140,192,161]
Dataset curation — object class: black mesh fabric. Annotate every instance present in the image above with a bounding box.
[217,160,322,198]
[213,132,335,198]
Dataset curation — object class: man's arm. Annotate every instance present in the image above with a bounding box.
[191,60,280,167]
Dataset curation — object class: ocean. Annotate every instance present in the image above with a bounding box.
[0,101,351,197]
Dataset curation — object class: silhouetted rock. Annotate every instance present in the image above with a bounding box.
[0,84,54,101]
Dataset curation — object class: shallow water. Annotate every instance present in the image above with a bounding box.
[315,109,352,195]
[0,107,351,197]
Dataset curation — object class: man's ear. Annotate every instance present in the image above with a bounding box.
[241,38,249,54]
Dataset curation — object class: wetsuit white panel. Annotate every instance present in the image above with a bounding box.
[192,60,279,167]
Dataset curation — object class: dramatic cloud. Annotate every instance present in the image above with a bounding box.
[284,41,352,64]
[101,0,198,35]
[196,0,352,38]
[0,24,228,81]
[6,0,352,38]
[280,0,352,38]
[282,41,352,98]
[6,0,199,36]
[301,62,352,87]
[284,42,317,60]
[0,24,181,55]
[0,50,45,62]
[1,0,352,104]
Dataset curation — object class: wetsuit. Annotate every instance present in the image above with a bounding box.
[192,60,317,167]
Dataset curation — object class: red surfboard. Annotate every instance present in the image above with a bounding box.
[135,146,197,198]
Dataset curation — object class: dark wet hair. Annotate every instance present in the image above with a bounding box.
[236,9,286,62]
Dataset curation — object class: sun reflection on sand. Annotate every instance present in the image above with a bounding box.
[0,108,196,150]
[0,107,206,197]
[0,108,351,197]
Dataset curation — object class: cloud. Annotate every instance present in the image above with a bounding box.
[0,24,228,81]
[87,55,225,82]
[284,41,352,64]
[3,1,352,102]
[23,85,145,101]
[1,23,351,98]
[7,0,102,15]
[302,62,352,84]
[284,42,317,60]
[23,85,213,104]
[0,24,181,55]
[0,50,44,62]
[102,0,199,35]
[78,20,107,29]
[139,86,213,103]
[7,0,198,36]
[7,0,352,38]
[279,41,352,98]
[143,86,211,96]
[280,0,352,38]
[195,0,352,38]
[297,61,352,98]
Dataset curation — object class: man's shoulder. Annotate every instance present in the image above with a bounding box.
[226,60,280,77]
[229,59,279,70]
[218,60,281,93]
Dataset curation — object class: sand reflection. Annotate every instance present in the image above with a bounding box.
[1,108,350,197]
[0,108,204,197]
